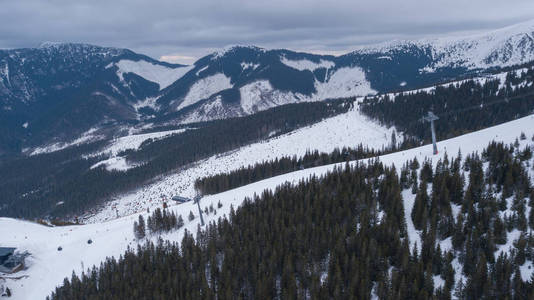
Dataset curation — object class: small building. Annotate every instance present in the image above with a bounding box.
[171,196,191,203]
[0,247,25,274]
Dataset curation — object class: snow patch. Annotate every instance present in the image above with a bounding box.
[195,65,208,76]
[402,189,421,253]
[280,56,335,71]
[99,129,188,157]
[520,261,534,281]
[238,66,375,115]
[112,60,193,90]
[177,73,232,111]
[29,128,103,155]
[239,80,307,114]
[180,96,230,124]
[240,62,260,70]
[90,156,132,172]
[314,67,376,99]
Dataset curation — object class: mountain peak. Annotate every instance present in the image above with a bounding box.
[211,45,266,60]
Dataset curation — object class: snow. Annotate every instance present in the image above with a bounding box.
[314,67,376,98]
[1,62,10,86]
[180,95,230,124]
[89,128,189,171]
[211,45,265,60]
[29,127,103,155]
[440,237,453,253]
[86,106,396,222]
[520,261,534,281]
[240,62,260,70]
[195,65,209,76]
[2,114,534,299]
[238,66,375,114]
[112,59,193,90]
[133,96,159,112]
[99,129,188,157]
[90,157,132,172]
[433,275,445,290]
[402,189,421,253]
[496,229,522,258]
[354,19,534,71]
[239,80,308,114]
[177,73,232,111]
[280,56,335,71]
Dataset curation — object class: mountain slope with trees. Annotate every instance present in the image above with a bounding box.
[49,137,534,299]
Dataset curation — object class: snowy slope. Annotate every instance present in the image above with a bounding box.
[237,66,375,115]
[28,127,104,155]
[85,105,396,222]
[354,19,534,72]
[87,128,190,172]
[239,80,308,114]
[112,60,193,90]
[2,114,533,300]
[314,66,376,98]
[98,128,189,157]
[176,73,233,111]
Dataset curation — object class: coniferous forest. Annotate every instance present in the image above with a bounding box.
[360,68,534,142]
[49,138,534,299]
[194,136,419,195]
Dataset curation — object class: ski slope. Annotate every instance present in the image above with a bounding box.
[85,106,397,222]
[1,114,533,299]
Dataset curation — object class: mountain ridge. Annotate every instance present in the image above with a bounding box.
[2,20,534,155]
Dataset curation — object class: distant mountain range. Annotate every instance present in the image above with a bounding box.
[1,19,534,156]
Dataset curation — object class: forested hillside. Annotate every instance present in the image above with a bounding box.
[194,136,418,195]
[0,100,350,218]
[49,138,534,299]
[360,66,534,142]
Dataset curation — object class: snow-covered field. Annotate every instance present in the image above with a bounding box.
[84,106,397,222]
[2,114,533,299]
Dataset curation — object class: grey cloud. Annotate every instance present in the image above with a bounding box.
[1,0,533,64]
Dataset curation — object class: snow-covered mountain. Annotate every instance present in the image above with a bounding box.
[0,43,187,155]
[2,111,533,300]
[131,19,534,125]
[2,19,534,155]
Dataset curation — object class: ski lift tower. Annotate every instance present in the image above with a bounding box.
[422,111,439,155]
[194,194,205,226]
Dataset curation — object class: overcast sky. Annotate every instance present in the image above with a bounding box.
[1,0,533,64]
